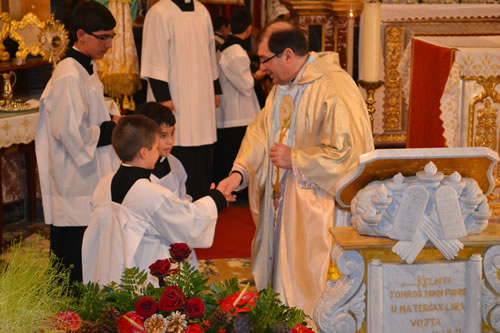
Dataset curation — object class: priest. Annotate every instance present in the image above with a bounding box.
[36,1,120,283]
[218,20,374,322]
[140,0,221,200]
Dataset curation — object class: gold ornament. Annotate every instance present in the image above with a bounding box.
[39,14,69,69]
[144,313,168,333]
[165,311,187,333]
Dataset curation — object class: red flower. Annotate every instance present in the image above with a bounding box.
[134,296,157,318]
[158,285,187,312]
[44,311,82,332]
[218,330,226,333]
[149,258,171,277]
[292,324,315,333]
[117,311,145,333]
[185,324,205,333]
[186,297,205,318]
[169,243,192,262]
[219,292,258,314]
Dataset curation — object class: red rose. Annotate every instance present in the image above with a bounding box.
[117,311,145,333]
[134,296,157,318]
[149,258,171,277]
[158,285,187,312]
[292,324,315,333]
[186,297,205,318]
[185,324,205,333]
[169,243,192,262]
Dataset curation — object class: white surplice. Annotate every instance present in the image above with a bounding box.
[140,0,218,146]
[150,155,191,202]
[36,57,120,227]
[82,173,218,286]
[217,43,260,129]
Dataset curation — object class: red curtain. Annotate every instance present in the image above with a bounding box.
[407,39,455,148]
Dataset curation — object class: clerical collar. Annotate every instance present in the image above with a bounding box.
[66,47,93,75]
[111,164,152,204]
[288,54,312,86]
[152,156,171,179]
[172,0,194,11]
[219,35,247,52]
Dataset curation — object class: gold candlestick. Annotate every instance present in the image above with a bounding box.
[358,80,384,130]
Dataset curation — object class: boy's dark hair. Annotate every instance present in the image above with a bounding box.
[213,16,229,32]
[112,115,160,163]
[135,102,176,127]
[230,8,252,35]
[267,21,308,57]
[69,0,116,40]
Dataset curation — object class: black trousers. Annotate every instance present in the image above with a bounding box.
[214,126,247,184]
[171,144,214,201]
[50,225,87,284]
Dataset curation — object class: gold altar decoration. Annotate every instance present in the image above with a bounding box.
[9,12,44,62]
[39,14,68,69]
[358,80,384,130]
[383,26,404,131]
[97,0,141,111]
[0,13,11,62]
[464,75,500,216]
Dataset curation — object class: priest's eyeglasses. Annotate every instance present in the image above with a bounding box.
[260,50,284,64]
[89,32,116,41]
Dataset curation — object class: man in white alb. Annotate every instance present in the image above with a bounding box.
[141,0,221,200]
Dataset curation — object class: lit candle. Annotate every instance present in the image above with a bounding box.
[361,2,381,82]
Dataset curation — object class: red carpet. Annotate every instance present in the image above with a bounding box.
[195,206,255,259]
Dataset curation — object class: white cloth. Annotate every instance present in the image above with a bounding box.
[36,57,119,227]
[141,0,219,146]
[150,154,192,201]
[82,173,218,286]
[217,43,260,129]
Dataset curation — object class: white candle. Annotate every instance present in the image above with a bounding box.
[361,2,381,82]
[347,15,354,76]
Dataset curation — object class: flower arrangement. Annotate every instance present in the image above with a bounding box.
[59,243,314,333]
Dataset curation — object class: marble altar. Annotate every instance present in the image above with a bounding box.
[314,147,500,332]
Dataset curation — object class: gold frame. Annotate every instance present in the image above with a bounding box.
[9,12,44,61]
[0,12,11,62]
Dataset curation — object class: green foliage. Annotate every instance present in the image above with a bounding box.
[0,237,72,333]
[247,287,309,331]
[209,277,240,300]
[71,281,108,322]
[164,262,210,298]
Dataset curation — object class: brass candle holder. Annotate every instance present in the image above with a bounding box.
[358,80,384,130]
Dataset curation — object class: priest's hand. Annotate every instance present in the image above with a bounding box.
[161,100,176,111]
[217,173,241,197]
[112,115,122,124]
[215,95,221,108]
[270,143,292,169]
[212,182,236,203]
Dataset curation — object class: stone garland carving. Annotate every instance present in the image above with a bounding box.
[314,244,366,333]
[482,245,500,332]
[351,161,490,264]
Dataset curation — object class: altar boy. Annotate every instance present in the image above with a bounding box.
[82,115,233,286]
[36,1,119,284]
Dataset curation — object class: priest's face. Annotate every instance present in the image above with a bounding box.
[81,29,114,59]
[159,123,175,157]
[258,39,288,85]
[145,135,161,169]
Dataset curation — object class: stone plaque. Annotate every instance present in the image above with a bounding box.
[367,257,482,333]
[391,185,429,240]
[435,186,467,240]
